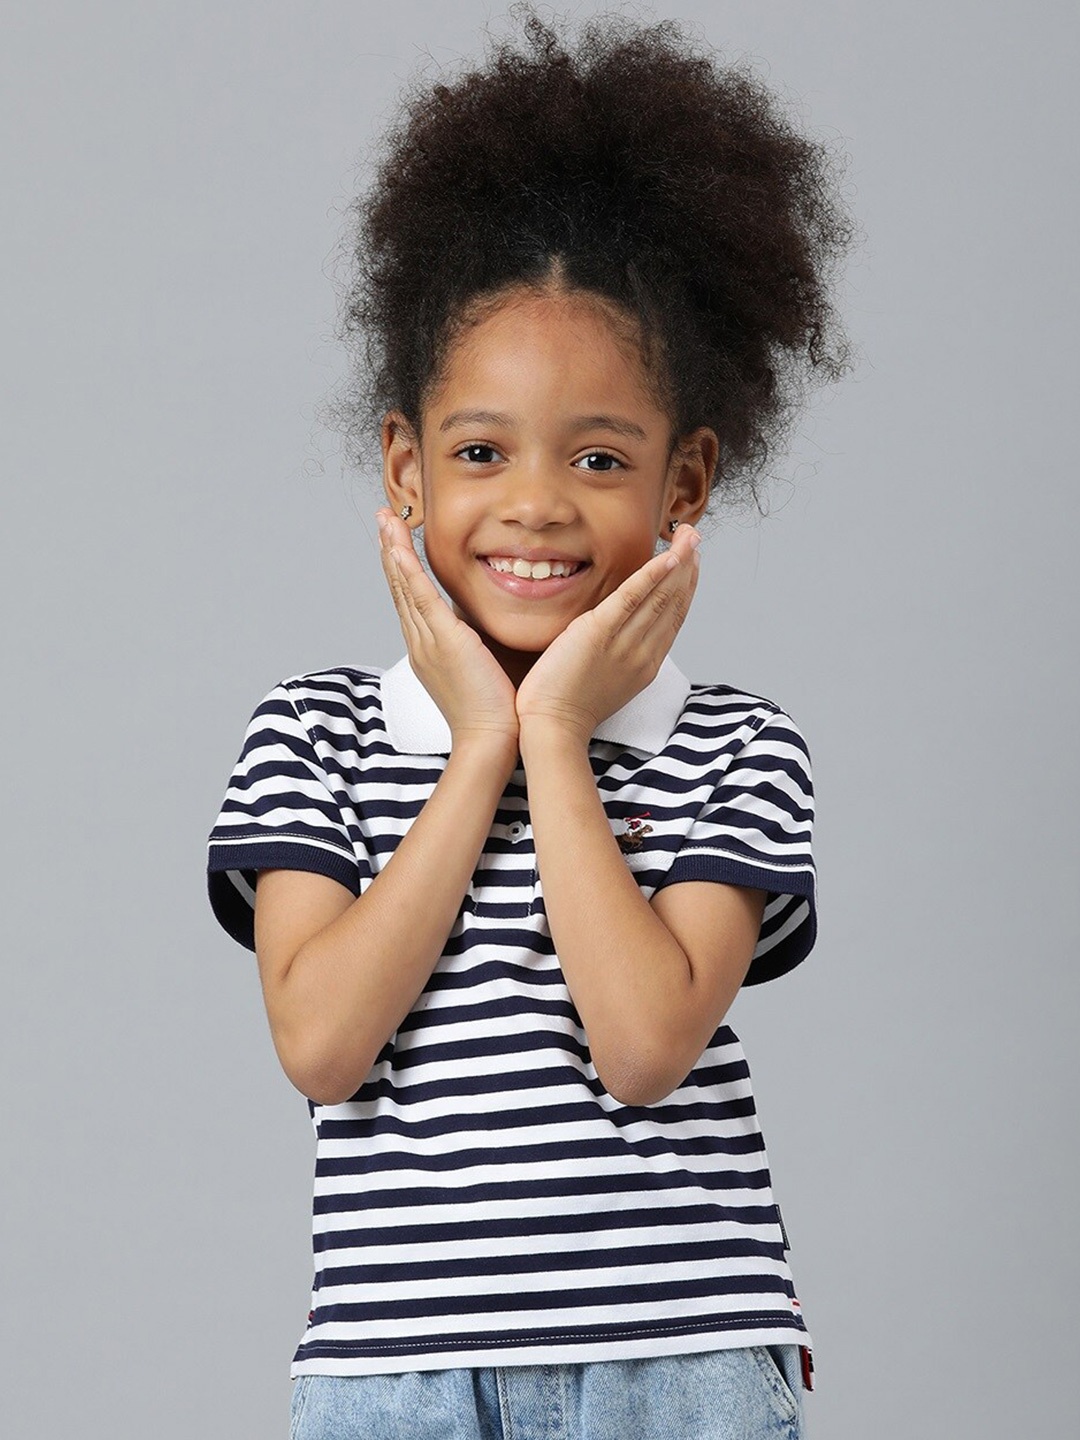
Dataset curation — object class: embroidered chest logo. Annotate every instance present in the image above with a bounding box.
[616,812,653,853]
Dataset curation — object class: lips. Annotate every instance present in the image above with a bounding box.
[478,550,591,598]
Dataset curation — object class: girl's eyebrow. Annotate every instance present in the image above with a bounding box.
[570,413,648,441]
[439,408,647,440]
[439,409,516,432]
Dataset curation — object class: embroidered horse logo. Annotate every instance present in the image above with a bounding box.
[616,813,653,853]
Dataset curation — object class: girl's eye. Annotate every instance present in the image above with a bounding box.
[457,444,502,464]
[575,452,622,472]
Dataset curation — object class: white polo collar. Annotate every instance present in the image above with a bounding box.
[380,653,692,758]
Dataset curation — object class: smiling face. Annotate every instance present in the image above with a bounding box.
[382,287,715,683]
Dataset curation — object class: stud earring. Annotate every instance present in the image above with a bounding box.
[400,505,413,522]
[668,519,680,533]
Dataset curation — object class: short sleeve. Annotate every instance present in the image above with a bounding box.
[207,681,362,952]
[656,708,816,985]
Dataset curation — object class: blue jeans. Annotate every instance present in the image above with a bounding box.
[289,1346,806,1439]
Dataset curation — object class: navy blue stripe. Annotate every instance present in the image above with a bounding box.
[288,669,382,701]
[348,1051,747,1103]
[313,1132,766,1179]
[316,1093,758,1143]
[420,956,563,985]
[316,1235,787,1288]
[377,1027,591,1070]
[292,693,383,724]
[374,1025,747,1080]
[300,714,387,748]
[313,1168,773,1217]
[348,1059,603,1107]
[313,1198,778,1252]
[394,993,579,1034]
[312,1271,793,1325]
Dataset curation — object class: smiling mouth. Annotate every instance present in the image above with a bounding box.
[483,557,586,580]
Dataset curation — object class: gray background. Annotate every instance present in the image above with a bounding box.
[3,1,1076,1435]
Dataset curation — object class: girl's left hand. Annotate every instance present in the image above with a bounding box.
[516,525,701,743]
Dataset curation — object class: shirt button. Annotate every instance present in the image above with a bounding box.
[507,821,527,841]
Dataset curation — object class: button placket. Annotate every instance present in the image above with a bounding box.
[505,815,536,917]
[470,773,533,918]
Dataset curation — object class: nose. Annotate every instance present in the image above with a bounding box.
[496,457,578,531]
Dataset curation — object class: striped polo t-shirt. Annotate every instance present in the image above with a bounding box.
[207,655,817,1376]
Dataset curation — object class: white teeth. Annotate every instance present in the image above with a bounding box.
[487,557,578,579]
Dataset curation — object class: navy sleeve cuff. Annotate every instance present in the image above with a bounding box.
[656,851,816,986]
[207,840,361,952]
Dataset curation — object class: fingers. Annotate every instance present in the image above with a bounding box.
[634,542,699,648]
[378,509,442,654]
[593,527,701,648]
[377,510,422,643]
[377,507,423,580]
[377,509,465,659]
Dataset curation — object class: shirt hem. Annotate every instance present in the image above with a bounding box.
[289,1317,811,1377]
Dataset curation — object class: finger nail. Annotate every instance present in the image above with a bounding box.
[376,511,389,534]
[688,530,702,550]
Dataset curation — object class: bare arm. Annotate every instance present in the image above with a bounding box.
[515,526,764,1105]
[519,719,766,1106]
[252,510,520,1106]
[254,733,516,1105]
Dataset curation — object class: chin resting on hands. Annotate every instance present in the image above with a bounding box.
[516,526,701,742]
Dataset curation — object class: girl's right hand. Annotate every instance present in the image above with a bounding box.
[377,509,519,750]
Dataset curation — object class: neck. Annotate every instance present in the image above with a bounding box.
[479,634,540,689]
[450,607,540,688]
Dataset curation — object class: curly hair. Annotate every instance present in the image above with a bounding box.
[328,6,854,508]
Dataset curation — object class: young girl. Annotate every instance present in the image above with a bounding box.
[208,12,850,1437]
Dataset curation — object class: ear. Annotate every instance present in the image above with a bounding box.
[661,427,717,536]
[381,411,425,525]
